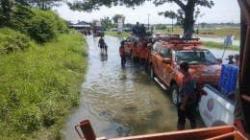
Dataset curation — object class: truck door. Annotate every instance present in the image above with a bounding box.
[151,42,161,76]
[157,47,170,82]
[155,51,164,78]
[159,48,173,86]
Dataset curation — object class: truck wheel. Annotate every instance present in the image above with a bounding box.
[171,84,179,105]
[150,66,155,80]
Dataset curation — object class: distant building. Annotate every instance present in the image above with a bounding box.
[68,21,92,35]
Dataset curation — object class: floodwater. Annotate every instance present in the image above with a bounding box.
[62,35,239,140]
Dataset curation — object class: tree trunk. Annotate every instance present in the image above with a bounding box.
[183,1,195,39]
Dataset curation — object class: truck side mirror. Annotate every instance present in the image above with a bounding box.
[163,58,172,64]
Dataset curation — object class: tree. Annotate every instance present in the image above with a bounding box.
[0,0,14,27]
[112,14,125,24]
[159,8,202,34]
[101,17,114,30]
[0,0,62,27]
[68,0,214,39]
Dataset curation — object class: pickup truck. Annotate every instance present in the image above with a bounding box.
[149,39,222,105]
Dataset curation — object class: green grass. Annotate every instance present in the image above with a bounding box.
[155,26,183,35]
[203,41,239,51]
[105,31,130,38]
[155,26,240,39]
[0,30,87,139]
[198,27,240,39]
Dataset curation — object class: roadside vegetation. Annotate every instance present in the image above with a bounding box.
[0,2,87,140]
[155,26,240,39]
[198,27,240,39]
[105,31,130,38]
[203,41,239,51]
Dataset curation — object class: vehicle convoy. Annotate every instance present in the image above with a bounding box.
[149,39,221,104]
[124,37,151,62]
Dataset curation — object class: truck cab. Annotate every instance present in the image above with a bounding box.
[149,39,221,104]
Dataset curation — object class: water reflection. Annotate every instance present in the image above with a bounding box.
[100,53,108,62]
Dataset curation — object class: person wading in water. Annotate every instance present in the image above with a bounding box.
[119,41,126,68]
[177,62,197,130]
[98,35,106,54]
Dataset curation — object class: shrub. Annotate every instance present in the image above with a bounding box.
[10,5,33,33]
[0,28,32,54]
[27,10,57,43]
[6,6,69,43]
[27,9,68,43]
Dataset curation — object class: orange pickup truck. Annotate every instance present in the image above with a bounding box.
[124,37,151,62]
[149,39,221,104]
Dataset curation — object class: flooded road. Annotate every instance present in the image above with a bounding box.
[62,36,239,140]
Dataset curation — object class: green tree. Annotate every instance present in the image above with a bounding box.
[0,0,62,28]
[0,0,14,27]
[101,17,114,30]
[112,14,125,24]
[68,0,214,39]
[159,8,201,34]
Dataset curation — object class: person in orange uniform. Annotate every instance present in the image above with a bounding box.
[119,41,126,68]
[177,62,197,130]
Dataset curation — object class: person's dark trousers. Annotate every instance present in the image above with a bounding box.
[177,103,197,130]
[121,56,126,68]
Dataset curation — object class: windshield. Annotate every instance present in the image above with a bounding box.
[175,50,218,65]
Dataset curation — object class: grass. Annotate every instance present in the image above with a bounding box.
[0,30,87,140]
[198,27,240,39]
[155,26,183,35]
[203,41,239,51]
[155,26,240,39]
[105,31,130,38]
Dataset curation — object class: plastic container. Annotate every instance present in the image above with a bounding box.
[219,64,239,95]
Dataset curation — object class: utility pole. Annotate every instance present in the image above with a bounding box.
[148,13,150,30]
[172,15,174,32]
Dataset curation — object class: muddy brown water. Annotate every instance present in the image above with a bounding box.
[62,35,239,140]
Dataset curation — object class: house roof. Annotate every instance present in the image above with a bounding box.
[69,21,92,28]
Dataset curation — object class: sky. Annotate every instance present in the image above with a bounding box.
[54,0,240,24]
